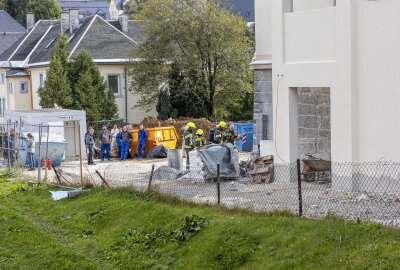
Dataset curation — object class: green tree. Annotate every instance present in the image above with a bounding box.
[69,50,118,122]
[156,85,172,120]
[127,0,253,119]
[5,0,61,25]
[38,34,72,108]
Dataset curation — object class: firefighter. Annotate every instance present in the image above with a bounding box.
[194,129,206,150]
[183,122,196,154]
[224,124,238,148]
[213,121,227,144]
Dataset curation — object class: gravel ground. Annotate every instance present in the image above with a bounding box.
[14,152,400,227]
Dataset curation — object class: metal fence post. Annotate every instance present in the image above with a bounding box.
[148,164,155,191]
[296,159,303,217]
[37,123,42,183]
[186,152,190,172]
[6,122,10,168]
[13,122,17,171]
[217,164,221,206]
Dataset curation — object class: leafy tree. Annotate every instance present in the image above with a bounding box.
[38,34,72,108]
[127,0,253,119]
[69,50,118,122]
[156,85,173,120]
[5,0,61,25]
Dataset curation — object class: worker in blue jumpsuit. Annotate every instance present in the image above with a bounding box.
[137,124,148,159]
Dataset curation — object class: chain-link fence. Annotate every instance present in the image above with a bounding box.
[1,120,399,227]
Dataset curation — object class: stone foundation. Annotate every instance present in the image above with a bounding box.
[297,87,331,160]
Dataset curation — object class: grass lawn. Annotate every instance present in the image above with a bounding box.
[0,175,400,270]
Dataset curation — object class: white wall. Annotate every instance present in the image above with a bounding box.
[283,8,336,63]
[258,0,400,163]
[355,0,400,161]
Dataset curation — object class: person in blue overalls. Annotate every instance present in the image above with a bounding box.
[137,124,148,159]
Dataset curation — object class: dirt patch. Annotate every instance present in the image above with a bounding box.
[133,116,215,147]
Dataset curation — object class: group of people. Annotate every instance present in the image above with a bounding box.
[2,129,36,170]
[84,124,148,165]
[183,121,238,153]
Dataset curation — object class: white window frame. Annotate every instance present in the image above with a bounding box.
[39,73,44,88]
[0,73,4,84]
[107,74,122,97]
[0,97,5,117]
[7,82,13,94]
[20,81,29,94]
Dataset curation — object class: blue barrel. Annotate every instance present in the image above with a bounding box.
[230,122,254,152]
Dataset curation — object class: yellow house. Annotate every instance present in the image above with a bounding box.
[0,11,155,123]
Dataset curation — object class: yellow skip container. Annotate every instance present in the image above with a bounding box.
[130,126,178,157]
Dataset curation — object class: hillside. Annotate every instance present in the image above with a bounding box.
[0,177,400,269]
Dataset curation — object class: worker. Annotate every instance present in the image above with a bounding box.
[194,129,206,150]
[213,121,227,144]
[224,124,238,148]
[183,122,196,154]
[137,124,148,159]
[120,126,132,161]
[85,127,95,165]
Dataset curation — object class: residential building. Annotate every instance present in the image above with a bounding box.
[253,0,400,166]
[58,0,120,20]
[0,11,154,123]
[0,10,26,56]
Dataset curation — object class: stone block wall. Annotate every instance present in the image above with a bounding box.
[253,69,273,152]
[297,87,331,160]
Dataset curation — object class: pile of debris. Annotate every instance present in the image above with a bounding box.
[153,144,240,182]
[249,155,274,183]
[134,116,215,147]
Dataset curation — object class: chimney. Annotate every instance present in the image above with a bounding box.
[26,12,35,32]
[61,11,70,33]
[118,15,128,33]
[69,9,80,33]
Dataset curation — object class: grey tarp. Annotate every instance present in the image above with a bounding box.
[147,144,168,158]
[196,144,240,178]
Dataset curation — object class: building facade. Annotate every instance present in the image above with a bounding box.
[253,0,400,164]
[0,11,155,124]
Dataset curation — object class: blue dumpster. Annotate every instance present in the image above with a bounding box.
[230,122,253,152]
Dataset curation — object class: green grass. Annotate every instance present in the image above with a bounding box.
[0,178,400,269]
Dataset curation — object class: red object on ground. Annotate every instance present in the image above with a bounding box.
[41,159,52,169]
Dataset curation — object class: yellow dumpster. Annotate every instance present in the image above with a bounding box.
[130,126,178,157]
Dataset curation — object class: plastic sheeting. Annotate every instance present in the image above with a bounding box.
[147,144,168,158]
[193,144,240,179]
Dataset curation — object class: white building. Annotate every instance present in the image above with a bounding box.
[253,0,400,164]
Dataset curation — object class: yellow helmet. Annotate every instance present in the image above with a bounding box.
[186,122,196,129]
[218,121,227,128]
[196,129,204,135]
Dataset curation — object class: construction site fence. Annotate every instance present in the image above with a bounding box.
[0,121,399,227]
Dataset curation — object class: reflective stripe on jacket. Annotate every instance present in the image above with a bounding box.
[194,136,206,149]
[183,130,194,149]
[213,128,224,144]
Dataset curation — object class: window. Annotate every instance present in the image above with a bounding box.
[7,82,13,94]
[20,81,28,94]
[108,75,121,96]
[0,97,5,117]
[0,73,4,84]
[39,73,44,88]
